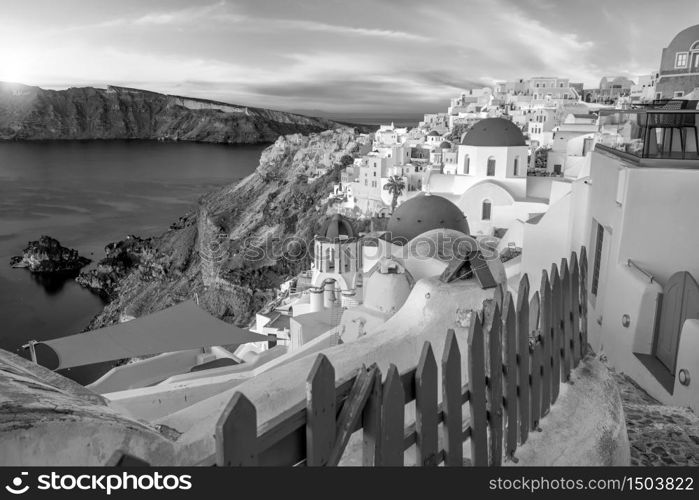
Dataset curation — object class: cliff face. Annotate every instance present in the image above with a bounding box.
[85,128,373,330]
[0,83,368,143]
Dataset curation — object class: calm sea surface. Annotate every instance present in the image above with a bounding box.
[0,140,266,383]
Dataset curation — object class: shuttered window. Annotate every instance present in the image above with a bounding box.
[591,223,604,296]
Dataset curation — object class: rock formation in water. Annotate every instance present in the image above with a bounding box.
[0,82,370,143]
[83,128,373,329]
[10,236,90,273]
[75,236,162,299]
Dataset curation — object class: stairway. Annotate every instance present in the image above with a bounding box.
[612,371,699,466]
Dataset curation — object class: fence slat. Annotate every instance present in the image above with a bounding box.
[530,341,542,430]
[328,365,376,466]
[362,366,383,466]
[529,291,540,335]
[306,354,336,466]
[516,274,530,446]
[580,246,589,355]
[216,392,258,466]
[488,304,503,465]
[503,292,518,458]
[550,263,562,404]
[539,270,552,417]
[415,342,439,466]
[380,364,405,466]
[468,312,488,466]
[442,329,463,466]
[560,258,573,381]
[570,251,582,366]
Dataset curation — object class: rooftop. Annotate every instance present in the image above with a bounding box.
[595,103,699,165]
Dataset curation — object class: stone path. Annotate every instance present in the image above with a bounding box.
[611,371,699,466]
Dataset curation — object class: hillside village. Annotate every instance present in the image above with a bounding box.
[2,23,699,467]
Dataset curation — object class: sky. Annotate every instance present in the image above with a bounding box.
[0,0,697,117]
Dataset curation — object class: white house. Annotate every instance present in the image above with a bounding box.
[518,105,699,412]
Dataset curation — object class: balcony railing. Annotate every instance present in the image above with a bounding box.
[596,107,699,161]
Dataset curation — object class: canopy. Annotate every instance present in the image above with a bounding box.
[35,300,269,370]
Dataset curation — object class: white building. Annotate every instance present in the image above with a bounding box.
[517,105,699,412]
[425,118,551,235]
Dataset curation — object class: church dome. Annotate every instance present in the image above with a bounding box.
[320,214,355,241]
[460,117,526,147]
[387,193,469,243]
[439,141,452,149]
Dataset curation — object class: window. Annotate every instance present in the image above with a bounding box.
[487,157,496,176]
[464,155,470,174]
[513,157,520,176]
[674,91,685,98]
[675,52,688,68]
[481,200,492,220]
[591,223,604,296]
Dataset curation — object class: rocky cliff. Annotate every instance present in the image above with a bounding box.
[83,128,373,330]
[0,82,369,143]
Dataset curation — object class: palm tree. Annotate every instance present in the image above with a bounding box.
[383,175,406,213]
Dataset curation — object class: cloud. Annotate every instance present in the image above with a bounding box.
[269,19,431,42]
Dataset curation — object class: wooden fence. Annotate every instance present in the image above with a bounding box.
[113,247,589,467]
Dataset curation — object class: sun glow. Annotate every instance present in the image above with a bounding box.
[0,51,29,84]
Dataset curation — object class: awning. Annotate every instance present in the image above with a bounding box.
[35,300,269,370]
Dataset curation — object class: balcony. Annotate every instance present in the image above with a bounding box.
[595,103,699,165]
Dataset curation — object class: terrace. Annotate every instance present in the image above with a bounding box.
[595,101,699,167]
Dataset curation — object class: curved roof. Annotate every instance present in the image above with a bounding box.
[426,130,441,137]
[387,193,470,243]
[320,214,355,241]
[460,118,526,147]
[660,24,699,73]
[363,259,413,315]
[439,141,452,149]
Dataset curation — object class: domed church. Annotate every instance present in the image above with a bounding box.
[386,192,470,243]
[421,117,549,236]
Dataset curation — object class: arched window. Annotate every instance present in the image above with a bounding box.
[487,157,496,176]
[327,247,334,270]
[513,156,520,176]
[482,200,492,221]
[464,155,470,174]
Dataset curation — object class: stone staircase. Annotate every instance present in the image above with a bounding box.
[612,371,699,466]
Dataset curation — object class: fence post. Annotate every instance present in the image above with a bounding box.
[215,392,258,466]
[530,341,542,430]
[580,246,589,355]
[362,366,383,466]
[570,251,582,366]
[488,303,503,465]
[442,329,463,466]
[306,354,336,466]
[415,342,438,466]
[468,311,488,466]
[539,270,552,417]
[503,292,518,459]
[550,263,562,404]
[560,258,573,381]
[517,274,530,446]
[381,364,405,466]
